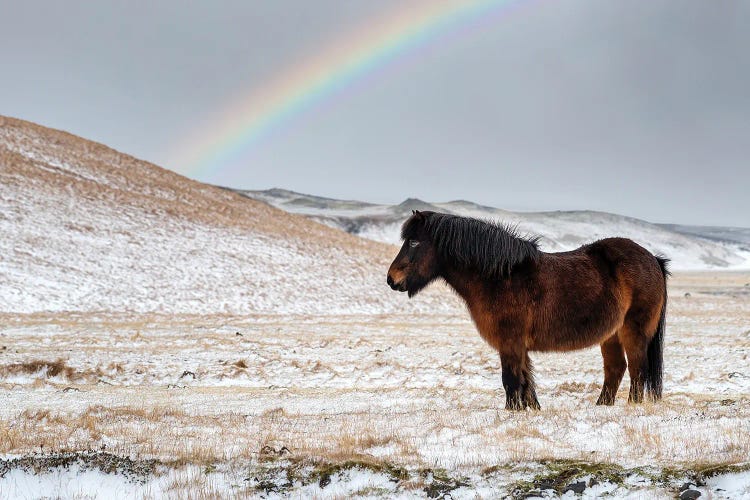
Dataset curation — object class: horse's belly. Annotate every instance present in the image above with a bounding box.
[528,288,628,351]
[529,320,621,352]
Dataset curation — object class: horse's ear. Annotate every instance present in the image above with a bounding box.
[412,210,416,215]
[413,210,424,220]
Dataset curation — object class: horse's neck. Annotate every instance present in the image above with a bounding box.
[440,265,500,340]
[440,265,485,304]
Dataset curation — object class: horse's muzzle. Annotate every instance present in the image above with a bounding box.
[387,275,407,292]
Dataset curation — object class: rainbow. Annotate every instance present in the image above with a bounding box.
[172,0,524,180]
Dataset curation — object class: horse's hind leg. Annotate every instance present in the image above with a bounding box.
[522,353,541,410]
[596,334,627,405]
[619,323,649,403]
[500,350,540,410]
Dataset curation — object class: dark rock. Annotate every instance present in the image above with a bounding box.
[680,489,701,500]
[564,481,587,494]
[318,473,331,488]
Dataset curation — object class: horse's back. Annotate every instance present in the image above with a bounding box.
[529,237,665,351]
[545,237,663,284]
[583,238,666,298]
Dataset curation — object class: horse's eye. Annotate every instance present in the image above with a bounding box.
[409,240,420,248]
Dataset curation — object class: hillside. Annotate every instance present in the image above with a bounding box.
[239,188,750,270]
[0,116,458,314]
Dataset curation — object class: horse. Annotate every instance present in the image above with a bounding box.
[387,210,669,410]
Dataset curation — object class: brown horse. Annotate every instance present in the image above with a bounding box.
[387,211,669,410]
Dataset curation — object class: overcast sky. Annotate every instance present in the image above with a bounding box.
[2,0,749,225]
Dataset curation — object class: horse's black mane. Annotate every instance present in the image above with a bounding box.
[402,212,541,278]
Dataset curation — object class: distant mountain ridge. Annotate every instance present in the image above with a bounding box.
[657,224,750,246]
[234,188,750,271]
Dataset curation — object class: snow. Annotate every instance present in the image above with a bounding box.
[2,465,148,500]
[706,471,750,498]
[3,460,739,499]
[0,463,251,500]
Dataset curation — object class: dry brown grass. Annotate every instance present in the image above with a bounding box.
[163,468,235,500]
[0,359,80,380]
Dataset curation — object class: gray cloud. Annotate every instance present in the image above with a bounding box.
[2,0,748,225]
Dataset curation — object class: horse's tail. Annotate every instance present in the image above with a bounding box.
[645,255,670,400]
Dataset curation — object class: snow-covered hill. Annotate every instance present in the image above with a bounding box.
[238,188,750,270]
[0,117,458,314]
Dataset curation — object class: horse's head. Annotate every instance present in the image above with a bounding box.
[387,210,439,298]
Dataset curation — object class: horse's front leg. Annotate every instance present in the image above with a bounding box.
[500,350,540,410]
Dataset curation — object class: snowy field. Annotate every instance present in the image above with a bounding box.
[1,272,749,499]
